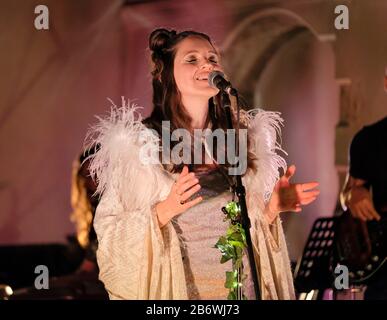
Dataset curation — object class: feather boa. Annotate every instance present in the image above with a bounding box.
[243,108,287,203]
[84,97,169,211]
[84,97,287,211]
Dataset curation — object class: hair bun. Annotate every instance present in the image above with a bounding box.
[149,28,177,53]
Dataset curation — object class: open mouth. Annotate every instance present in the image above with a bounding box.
[195,74,209,81]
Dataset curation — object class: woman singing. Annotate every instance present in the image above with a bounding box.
[86,28,319,300]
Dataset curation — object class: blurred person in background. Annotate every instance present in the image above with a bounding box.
[341,115,387,300]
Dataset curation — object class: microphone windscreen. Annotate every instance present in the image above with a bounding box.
[208,71,225,88]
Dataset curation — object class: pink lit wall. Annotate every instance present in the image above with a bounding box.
[0,0,232,245]
[256,31,339,260]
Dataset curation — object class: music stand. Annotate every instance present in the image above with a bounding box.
[294,217,337,299]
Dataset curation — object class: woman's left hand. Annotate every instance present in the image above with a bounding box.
[265,165,320,223]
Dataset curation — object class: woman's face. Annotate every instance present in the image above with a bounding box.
[173,36,223,99]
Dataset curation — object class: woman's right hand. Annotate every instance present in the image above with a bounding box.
[155,165,203,228]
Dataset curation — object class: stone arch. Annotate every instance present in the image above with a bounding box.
[222,8,339,262]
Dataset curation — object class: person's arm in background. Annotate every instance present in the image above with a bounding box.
[340,128,381,221]
[340,173,380,221]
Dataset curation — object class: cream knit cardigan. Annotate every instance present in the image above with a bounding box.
[86,98,296,300]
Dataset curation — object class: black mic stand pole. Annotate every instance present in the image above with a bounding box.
[220,88,261,300]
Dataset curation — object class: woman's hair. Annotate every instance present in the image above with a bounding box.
[143,28,256,174]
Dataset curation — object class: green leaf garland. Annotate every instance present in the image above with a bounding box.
[214,200,248,300]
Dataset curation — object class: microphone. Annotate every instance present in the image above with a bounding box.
[208,71,237,96]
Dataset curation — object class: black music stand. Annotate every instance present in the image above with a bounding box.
[294,217,337,299]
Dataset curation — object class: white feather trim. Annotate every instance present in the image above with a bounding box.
[84,98,286,211]
[243,108,287,203]
[84,97,168,211]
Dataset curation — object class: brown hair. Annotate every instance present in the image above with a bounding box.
[143,28,256,174]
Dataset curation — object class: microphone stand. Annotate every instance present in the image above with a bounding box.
[220,88,261,300]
